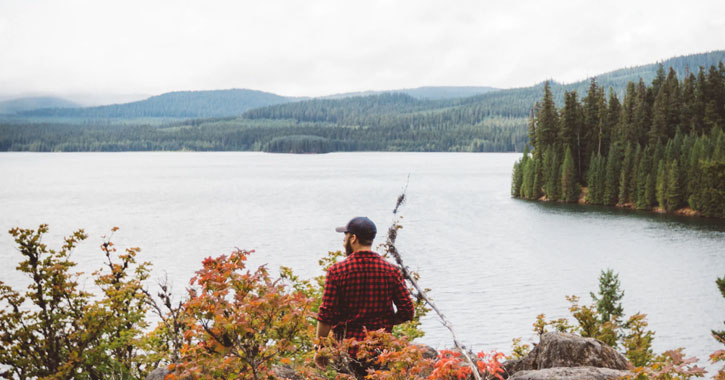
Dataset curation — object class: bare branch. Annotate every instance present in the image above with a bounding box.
[384,183,482,380]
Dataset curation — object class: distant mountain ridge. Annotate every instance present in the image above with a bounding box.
[20,89,296,119]
[322,86,499,100]
[14,86,499,120]
[12,50,725,121]
[0,97,80,114]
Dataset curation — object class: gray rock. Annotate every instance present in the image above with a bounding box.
[145,366,190,380]
[508,366,630,380]
[503,332,630,377]
[415,343,439,360]
[272,364,304,380]
[145,367,170,380]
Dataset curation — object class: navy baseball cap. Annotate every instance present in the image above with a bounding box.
[335,216,377,241]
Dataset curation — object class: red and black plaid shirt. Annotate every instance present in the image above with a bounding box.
[317,250,414,344]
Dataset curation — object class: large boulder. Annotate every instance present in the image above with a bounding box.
[503,332,630,378]
[508,366,631,380]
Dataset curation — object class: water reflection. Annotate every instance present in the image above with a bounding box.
[521,199,725,233]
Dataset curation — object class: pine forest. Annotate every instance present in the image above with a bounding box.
[511,64,725,218]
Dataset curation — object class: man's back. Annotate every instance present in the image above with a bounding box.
[317,250,414,340]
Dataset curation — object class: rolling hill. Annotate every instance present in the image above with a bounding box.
[0,97,80,114]
[19,89,297,119]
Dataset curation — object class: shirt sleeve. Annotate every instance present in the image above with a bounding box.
[391,268,415,325]
[316,269,340,325]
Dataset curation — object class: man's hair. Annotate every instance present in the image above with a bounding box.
[355,234,374,246]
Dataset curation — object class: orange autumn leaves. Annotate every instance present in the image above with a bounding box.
[169,249,313,380]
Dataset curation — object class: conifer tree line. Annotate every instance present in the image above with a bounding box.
[511,63,725,217]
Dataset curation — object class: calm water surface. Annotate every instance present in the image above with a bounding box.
[1,152,724,372]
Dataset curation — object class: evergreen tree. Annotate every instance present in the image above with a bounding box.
[536,81,559,152]
[559,91,580,159]
[630,144,642,206]
[618,142,634,205]
[562,146,579,203]
[532,157,543,200]
[542,145,559,201]
[522,156,533,199]
[633,79,651,146]
[586,153,605,205]
[644,172,655,210]
[649,83,669,145]
[713,276,725,343]
[666,160,682,211]
[582,80,602,177]
[652,63,666,95]
[664,68,682,137]
[617,82,637,144]
[681,73,696,134]
[511,160,523,197]
[636,146,650,210]
[527,107,537,149]
[603,143,621,206]
[590,269,625,324]
[656,159,666,210]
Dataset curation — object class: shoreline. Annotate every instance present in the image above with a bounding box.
[529,186,717,219]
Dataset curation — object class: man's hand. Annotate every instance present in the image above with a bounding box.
[314,321,333,368]
[314,350,329,369]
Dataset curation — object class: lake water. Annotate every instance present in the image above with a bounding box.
[1,152,724,373]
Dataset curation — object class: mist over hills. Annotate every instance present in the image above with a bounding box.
[0,97,80,115]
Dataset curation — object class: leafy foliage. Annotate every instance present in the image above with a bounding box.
[170,249,313,380]
[0,225,158,380]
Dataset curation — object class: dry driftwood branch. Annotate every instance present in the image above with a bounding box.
[383,182,483,380]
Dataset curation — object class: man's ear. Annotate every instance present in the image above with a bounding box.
[349,234,358,245]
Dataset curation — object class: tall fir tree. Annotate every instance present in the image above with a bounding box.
[559,91,580,160]
[603,143,621,206]
[536,81,559,154]
[633,79,652,146]
[617,82,637,144]
[618,142,634,205]
[636,146,650,210]
[522,155,534,199]
[532,157,543,200]
[590,269,625,324]
[511,160,524,197]
[681,73,696,134]
[562,146,579,203]
[665,160,682,211]
[542,145,560,201]
[656,159,666,210]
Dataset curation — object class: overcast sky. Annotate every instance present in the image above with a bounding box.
[1,0,724,103]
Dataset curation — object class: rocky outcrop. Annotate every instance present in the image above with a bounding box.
[509,366,631,380]
[503,332,631,380]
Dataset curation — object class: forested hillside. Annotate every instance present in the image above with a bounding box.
[512,63,725,218]
[322,86,499,100]
[2,51,723,153]
[19,89,295,119]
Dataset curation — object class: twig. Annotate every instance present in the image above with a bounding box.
[384,180,483,380]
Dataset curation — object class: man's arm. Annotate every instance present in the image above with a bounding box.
[316,270,339,329]
[316,320,332,338]
[391,269,415,324]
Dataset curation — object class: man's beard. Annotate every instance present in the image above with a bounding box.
[345,239,354,255]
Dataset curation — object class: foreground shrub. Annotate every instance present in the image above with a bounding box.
[169,249,314,380]
[0,225,156,380]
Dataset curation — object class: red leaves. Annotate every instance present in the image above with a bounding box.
[173,249,314,379]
